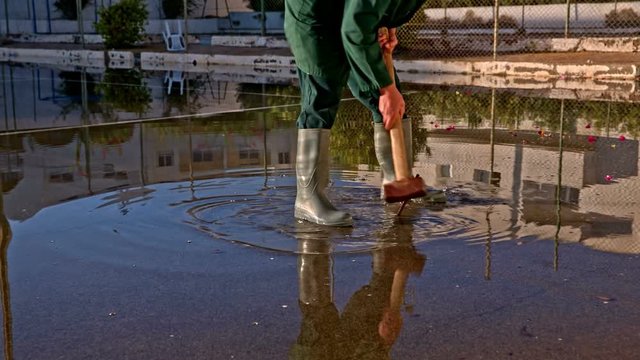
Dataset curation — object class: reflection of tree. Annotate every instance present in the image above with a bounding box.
[401,87,640,137]
[580,102,640,138]
[99,69,152,116]
[31,129,79,147]
[331,100,377,167]
[331,95,430,168]
[56,71,101,118]
[235,83,300,120]
[89,125,135,145]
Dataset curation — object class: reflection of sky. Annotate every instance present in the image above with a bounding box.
[0,64,299,132]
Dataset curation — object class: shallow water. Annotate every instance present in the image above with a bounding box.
[1,63,640,359]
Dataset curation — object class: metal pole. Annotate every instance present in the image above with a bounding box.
[564,0,571,38]
[554,99,565,271]
[443,1,448,36]
[31,0,37,33]
[260,0,266,36]
[3,0,9,34]
[46,0,52,33]
[492,0,500,60]
[76,0,86,48]
[183,0,189,51]
[521,0,525,32]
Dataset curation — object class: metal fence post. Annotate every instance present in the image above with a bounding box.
[520,0,525,31]
[261,0,266,36]
[493,0,500,60]
[3,0,9,34]
[564,0,571,38]
[76,0,86,48]
[46,0,52,33]
[183,0,189,51]
[31,0,37,33]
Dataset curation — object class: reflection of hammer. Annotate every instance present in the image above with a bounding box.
[378,27,426,212]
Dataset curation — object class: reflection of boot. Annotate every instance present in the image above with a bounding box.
[290,229,340,359]
[298,238,333,306]
[374,118,413,199]
[295,129,353,226]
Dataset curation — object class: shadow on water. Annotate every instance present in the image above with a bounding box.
[1,63,640,358]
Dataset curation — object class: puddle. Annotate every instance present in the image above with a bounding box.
[1,63,640,359]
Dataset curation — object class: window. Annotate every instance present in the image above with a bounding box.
[239,149,260,165]
[193,149,214,163]
[49,172,74,183]
[278,152,290,164]
[158,151,174,167]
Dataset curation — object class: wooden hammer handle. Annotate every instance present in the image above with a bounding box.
[380,28,411,181]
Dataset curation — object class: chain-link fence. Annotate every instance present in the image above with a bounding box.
[398,1,640,59]
[1,0,639,58]
[0,0,285,41]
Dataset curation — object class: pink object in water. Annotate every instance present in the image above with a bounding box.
[619,135,626,141]
[605,175,613,182]
[588,135,597,143]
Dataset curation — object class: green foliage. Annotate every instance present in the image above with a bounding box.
[162,0,200,19]
[605,8,640,28]
[95,0,148,48]
[89,125,135,145]
[235,83,300,122]
[245,0,285,11]
[31,130,78,147]
[54,0,90,20]
[57,71,101,117]
[99,69,151,115]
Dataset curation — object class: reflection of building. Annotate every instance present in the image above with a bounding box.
[2,129,142,221]
[141,125,295,184]
[1,123,296,221]
[413,129,640,253]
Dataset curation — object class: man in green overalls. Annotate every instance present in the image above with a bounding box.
[285,0,427,226]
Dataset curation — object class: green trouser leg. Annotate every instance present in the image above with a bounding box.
[373,118,413,199]
[295,129,353,226]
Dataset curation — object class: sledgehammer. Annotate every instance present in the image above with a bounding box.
[378,27,426,212]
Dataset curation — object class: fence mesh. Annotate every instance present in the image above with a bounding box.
[397,1,640,59]
[3,1,640,57]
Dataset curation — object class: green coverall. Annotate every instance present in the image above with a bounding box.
[284,0,426,129]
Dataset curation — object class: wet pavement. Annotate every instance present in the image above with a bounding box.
[0,62,640,359]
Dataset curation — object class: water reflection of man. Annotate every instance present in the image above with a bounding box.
[290,221,425,359]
